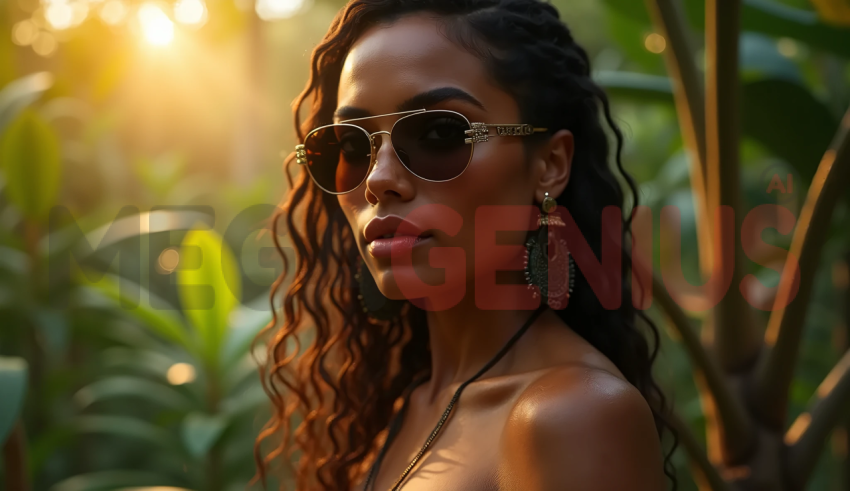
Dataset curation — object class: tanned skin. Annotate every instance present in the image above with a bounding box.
[334,13,666,491]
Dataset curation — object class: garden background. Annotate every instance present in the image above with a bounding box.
[0,0,849,489]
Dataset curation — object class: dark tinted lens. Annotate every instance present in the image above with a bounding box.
[391,111,472,181]
[304,124,372,193]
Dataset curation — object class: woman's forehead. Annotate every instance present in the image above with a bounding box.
[336,15,491,113]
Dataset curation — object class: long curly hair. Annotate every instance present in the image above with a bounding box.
[254,1,678,489]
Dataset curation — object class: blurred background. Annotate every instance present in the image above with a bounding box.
[0,0,848,489]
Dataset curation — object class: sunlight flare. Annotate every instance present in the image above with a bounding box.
[138,3,174,45]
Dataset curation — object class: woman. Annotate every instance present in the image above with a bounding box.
[256,1,676,489]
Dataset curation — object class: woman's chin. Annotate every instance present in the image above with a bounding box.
[374,266,457,301]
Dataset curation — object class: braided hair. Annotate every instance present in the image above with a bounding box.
[255,1,678,489]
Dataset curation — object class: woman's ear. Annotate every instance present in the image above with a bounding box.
[533,129,574,203]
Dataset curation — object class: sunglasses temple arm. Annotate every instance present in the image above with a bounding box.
[464,124,548,143]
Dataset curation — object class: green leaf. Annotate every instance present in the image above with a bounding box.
[75,415,177,450]
[740,32,803,83]
[602,0,850,58]
[604,8,664,72]
[741,78,837,182]
[29,425,76,475]
[98,347,179,379]
[0,108,62,221]
[0,357,28,443]
[594,71,673,103]
[49,471,177,491]
[181,412,227,458]
[31,308,70,354]
[78,273,192,350]
[220,384,267,418]
[222,303,271,369]
[742,0,850,58]
[0,72,53,133]
[74,376,193,410]
[595,70,836,184]
[177,228,241,367]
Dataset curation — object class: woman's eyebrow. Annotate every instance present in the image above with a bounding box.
[333,87,486,121]
[398,87,486,112]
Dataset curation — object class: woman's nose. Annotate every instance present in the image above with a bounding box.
[364,132,415,204]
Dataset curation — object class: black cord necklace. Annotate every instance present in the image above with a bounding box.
[362,304,548,491]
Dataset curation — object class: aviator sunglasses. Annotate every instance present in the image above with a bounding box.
[295,108,549,195]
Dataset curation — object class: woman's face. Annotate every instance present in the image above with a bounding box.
[336,13,551,306]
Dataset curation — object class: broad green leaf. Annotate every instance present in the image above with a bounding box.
[0,72,53,132]
[29,425,75,475]
[50,471,177,491]
[0,357,28,443]
[594,71,673,103]
[78,273,192,349]
[604,8,664,72]
[596,71,836,184]
[0,246,27,275]
[98,347,179,379]
[0,108,62,221]
[74,376,193,410]
[181,412,228,458]
[43,208,214,260]
[224,356,261,393]
[602,0,850,58]
[31,308,69,354]
[742,0,850,58]
[222,303,271,369]
[741,78,836,182]
[178,228,241,367]
[220,384,267,418]
[740,32,802,83]
[75,415,177,450]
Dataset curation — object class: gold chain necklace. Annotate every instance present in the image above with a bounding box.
[362,305,547,491]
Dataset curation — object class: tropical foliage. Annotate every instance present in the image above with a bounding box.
[0,0,848,490]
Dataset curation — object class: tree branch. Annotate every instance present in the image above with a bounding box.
[2,421,30,491]
[704,0,762,375]
[786,348,850,488]
[644,0,706,183]
[670,411,729,491]
[653,274,753,461]
[756,107,850,429]
[644,0,716,290]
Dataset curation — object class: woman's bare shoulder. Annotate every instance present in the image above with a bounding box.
[496,365,666,490]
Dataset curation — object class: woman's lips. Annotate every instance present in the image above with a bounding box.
[367,235,432,258]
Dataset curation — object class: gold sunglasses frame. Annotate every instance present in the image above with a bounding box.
[294,108,548,195]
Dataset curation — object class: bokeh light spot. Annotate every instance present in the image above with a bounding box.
[32,31,57,56]
[644,32,666,54]
[255,0,303,21]
[174,0,207,26]
[138,2,174,45]
[12,20,39,45]
[158,247,181,273]
[166,362,196,385]
[99,0,127,25]
[45,1,74,30]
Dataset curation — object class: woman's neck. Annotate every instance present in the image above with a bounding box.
[418,269,546,404]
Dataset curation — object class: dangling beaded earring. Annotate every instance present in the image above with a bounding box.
[354,256,406,321]
[523,192,575,309]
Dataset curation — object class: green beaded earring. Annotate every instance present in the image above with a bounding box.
[523,192,575,309]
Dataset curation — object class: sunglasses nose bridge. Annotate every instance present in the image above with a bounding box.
[368,130,393,157]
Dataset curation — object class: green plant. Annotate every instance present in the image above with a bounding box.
[67,226,273,491]
[592,0,850,488]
